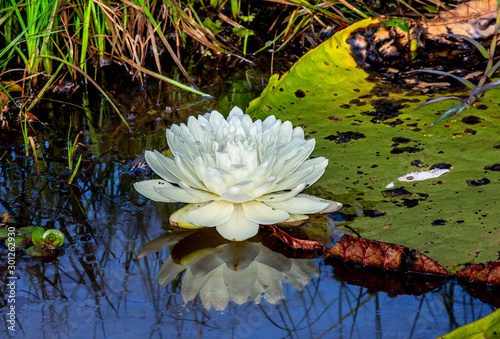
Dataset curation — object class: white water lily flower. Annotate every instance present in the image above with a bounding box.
[134,107,339,241]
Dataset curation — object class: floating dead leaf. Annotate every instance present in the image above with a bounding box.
[325,235,449,275]
[261,225,326,259]
[455,261,500,285]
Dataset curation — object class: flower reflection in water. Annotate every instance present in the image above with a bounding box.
[139,228,320,311]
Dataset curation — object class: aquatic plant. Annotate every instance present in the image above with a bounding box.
[134,107,341,241]
[0,214,65,257]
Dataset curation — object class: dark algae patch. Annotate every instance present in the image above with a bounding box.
[324,131,366,143]
[466,178,491,186]
[461,115,482,125]
[294,89,306,98]
[390,147,423,154]
[484,164,500,171]
[432,219,447,226]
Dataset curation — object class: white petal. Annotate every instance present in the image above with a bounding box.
[193,156,207,181]
[178,181,219,201]
[228,106,245,119]
[264,195,329,214]
[216,204,260,241]
[248,176,280,198]
[169,203,210,229]
[188,201,234,226]
[291,126,304,139]
[134,180,176,202]
[219,187,253,203]
[273,157,327,191]
[262,114,278,131]
[151,149,191,184]
[277,120,293,144]
[242,201,290,225]
[258,183,306,202]
[174,154,206,190]
[277,214,309,227]
[203,167,228,195]
[274,139,315,177]
[226,165,250,187]
[144,150,179,183]
[300,194,343,214]
[155,184,212,203]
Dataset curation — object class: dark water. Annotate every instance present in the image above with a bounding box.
[0,65,497,338]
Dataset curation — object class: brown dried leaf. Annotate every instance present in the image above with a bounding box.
[455,261,500,285]
[406,250,449,275]
[261,225,325,258]
[325,235,448,275]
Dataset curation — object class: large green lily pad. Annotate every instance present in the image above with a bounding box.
[440,308,500,338]
[247,18,500,272]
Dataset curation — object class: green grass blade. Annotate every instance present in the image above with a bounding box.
[469,80,500,98]
[135,0,197,88]
[443,34,489,59]
[427,102,468,129]
[121,56,213,98]
[487,59,500,78]
[411,70,476,90]
[411,96,466,112]
[80,0,93,73]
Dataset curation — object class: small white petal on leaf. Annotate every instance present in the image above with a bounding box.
[398,168,450,182]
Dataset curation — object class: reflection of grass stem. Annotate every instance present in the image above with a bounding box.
[67,121,83,185]
[27,136,40,175]
[68,154,82,185]
[20,112,29,155]
[317,293,374,338]
[67,129,81,170]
